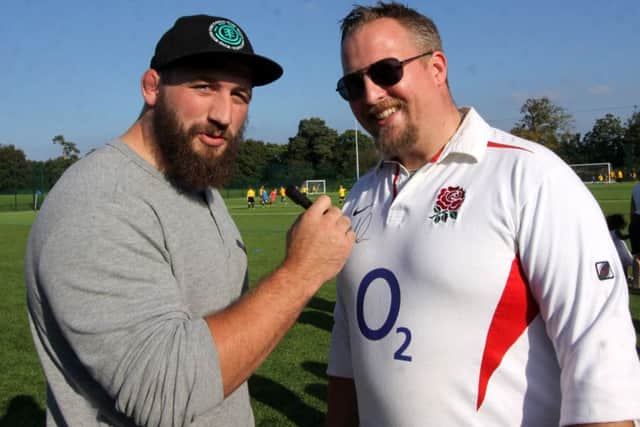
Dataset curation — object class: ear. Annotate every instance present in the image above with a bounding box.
[429,51,448,87]
[141,69,161,106]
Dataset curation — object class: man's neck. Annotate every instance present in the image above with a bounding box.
[120,118,161,170]
[396,105,463,170]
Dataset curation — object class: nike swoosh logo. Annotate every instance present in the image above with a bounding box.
[352,204,372,216]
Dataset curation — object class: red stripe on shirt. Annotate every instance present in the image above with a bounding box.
[431,145,445,162]
[392,164,400,199]
[487,141,532,152]
[476,256,539,410]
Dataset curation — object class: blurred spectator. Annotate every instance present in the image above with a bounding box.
[606,214,633,278]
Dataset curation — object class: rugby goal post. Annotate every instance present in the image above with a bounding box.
[304,179,326,195]
[569,162,612,184]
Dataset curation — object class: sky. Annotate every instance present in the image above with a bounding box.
[1,0,639,161]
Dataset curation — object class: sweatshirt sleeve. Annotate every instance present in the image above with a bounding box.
[36,199,224,427]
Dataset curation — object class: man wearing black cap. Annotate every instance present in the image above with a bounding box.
[25,15,355,426]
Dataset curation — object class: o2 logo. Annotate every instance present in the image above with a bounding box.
[356,268,412,362]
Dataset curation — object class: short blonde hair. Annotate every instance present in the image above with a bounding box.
[340,1,443,54]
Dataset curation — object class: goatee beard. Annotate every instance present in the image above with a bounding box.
[375,120,418,160]
[151,95,244,193]
[370,99,418,160]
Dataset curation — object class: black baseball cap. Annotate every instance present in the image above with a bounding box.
[150,15,283,86]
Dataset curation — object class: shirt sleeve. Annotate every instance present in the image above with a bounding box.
[517,163,640,425]
[36,199,224,426]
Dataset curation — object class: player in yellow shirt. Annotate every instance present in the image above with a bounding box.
[279,186,287,203]
[246,187,256,208]
[338,185,347,205]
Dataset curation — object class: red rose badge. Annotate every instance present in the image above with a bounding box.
[429,186,465,223]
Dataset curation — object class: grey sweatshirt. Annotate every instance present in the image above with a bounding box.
[25,140,253,426]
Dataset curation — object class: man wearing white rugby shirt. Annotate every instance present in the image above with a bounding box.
[326,2,640,426]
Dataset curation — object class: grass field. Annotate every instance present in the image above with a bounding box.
[0,193,40,212]
[1,185,639,426]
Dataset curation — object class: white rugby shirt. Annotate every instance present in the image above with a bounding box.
[328,107,640,426]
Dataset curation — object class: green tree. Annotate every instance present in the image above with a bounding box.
[286,118,338,181]
[262,143,288,186]
[233,138,268,187]
[624,109,640,172]
[43,157,76,189]
[510,97,575,155]
[0,144,29,192]
[28,160,46,192]
[555,132,585,165]
[284,156,314,186]
[334,129,377,185]
[582,114,626,167]
[232,139,289,188]
[52,134,80,160]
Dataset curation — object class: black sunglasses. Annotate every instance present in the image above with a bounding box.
[336,51,434,101]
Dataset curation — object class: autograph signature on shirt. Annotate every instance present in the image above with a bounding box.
[351,203,372,243]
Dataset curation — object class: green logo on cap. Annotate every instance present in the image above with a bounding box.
[209,20,244,50]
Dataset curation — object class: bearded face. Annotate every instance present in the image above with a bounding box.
[151,91,245,192]
[369,98,419,160]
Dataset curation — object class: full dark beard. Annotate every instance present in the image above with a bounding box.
[151,96,244,192]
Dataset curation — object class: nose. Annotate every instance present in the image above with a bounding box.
[207,92,232,129]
